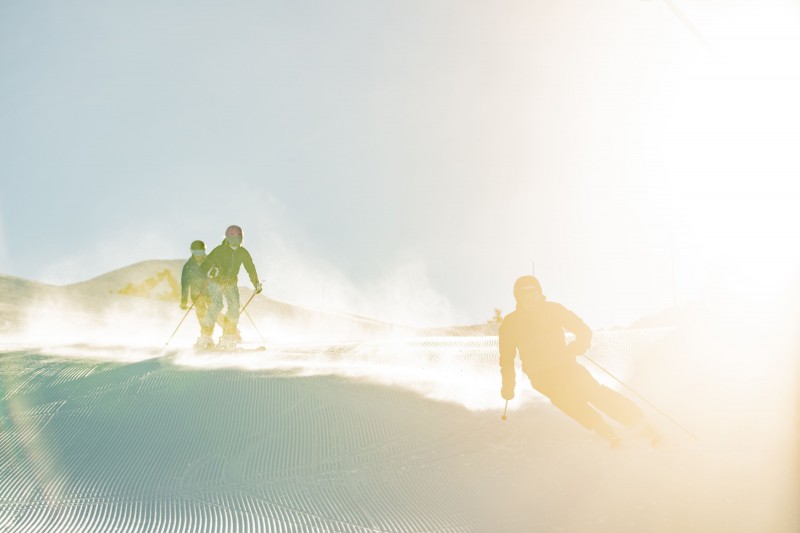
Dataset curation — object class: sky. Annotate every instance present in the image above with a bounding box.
[2,0,800,328]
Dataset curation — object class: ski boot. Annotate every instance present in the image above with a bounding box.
[219,317,242,343]
[595,427,622,449]
[217,323,240,350]
[194,325,215,350]
[194,335,214,350]
[217,335,238,350]
[639,423,664,448]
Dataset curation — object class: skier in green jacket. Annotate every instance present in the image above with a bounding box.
[499,276,660,447]
[180,240,212,345]
[198,225,262,349]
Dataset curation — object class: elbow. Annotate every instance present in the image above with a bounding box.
[576,338,592,355]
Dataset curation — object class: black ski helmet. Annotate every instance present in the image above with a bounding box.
[190,240,206,251]
[513,275,542,299]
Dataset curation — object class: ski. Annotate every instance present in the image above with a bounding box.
[193,345,266,353]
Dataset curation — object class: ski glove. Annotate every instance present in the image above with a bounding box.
[180,302,189,310]
[501,384,515,401]
[254,282,263,294]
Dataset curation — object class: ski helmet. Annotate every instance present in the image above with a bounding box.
[190,240,206,251]
[225,225,243,237]
[513,276,542,299]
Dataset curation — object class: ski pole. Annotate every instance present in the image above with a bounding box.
[501,400,509,421]
[165,279,213,349]
[243,309,267,344]
[164,302,195,348]
[582,355,698,440]
[236,282,265,341]
[238,281,263,316]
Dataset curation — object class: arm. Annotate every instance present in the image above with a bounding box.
[498,318,517,399]
[200,248,219,279]
[558,304,593,356]
[242,248,260,288]
[180,262,190,306]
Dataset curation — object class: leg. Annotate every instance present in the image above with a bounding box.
[194,295,210,329]
[569,364,661,445]
[222,285,241,335]
[587,385,645,428]
[216,285,242,348]
[530,369,618,443]
[202,283,223,337]
[563,364,646,428]
[548,392,618,442]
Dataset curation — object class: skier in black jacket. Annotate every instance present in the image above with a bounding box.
[198,225,262,348]
[499,275,660,447]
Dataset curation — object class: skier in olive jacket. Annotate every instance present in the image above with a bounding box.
[180,240,212,343]
[198,225,262,348]
[499,275,659,447]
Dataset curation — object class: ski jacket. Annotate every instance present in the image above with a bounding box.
[180,257,208,305]
[499,301,592,392]
[201,240,259,288]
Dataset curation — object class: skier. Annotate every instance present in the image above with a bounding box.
[499,275,660,447]
[199,225,262,349]
[180,240,213,346]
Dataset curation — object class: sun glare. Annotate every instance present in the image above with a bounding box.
[631,3,800,305]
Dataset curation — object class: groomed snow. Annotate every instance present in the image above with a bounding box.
[1,329,797,532]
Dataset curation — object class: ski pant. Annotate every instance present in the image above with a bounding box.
[192,294,211,329]
[202,282,240,336]
[528,362,644,438]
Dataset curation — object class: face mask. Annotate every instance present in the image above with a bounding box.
[516,289,544,311]
[226,235,242,248]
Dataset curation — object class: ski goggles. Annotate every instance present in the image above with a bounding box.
[515,286,539,293]
[191,249,206,257]
[515,286,543,300]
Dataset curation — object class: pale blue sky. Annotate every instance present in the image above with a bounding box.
[2,1,799,327]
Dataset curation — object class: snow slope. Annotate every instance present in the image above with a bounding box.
[1,264,797,531]
[0,327,797,532]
